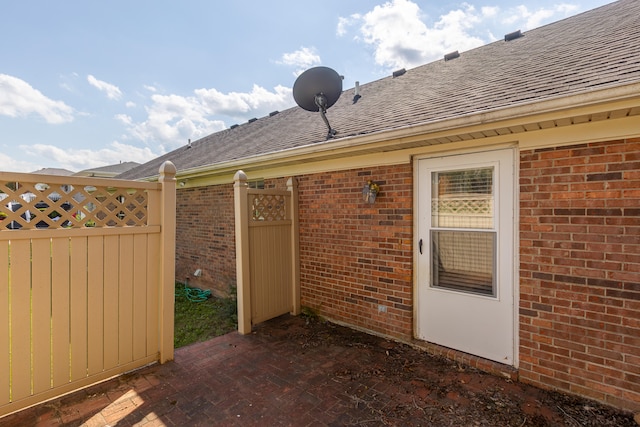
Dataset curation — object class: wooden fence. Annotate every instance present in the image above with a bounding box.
[234,171,300,334]
[0,161,176,418]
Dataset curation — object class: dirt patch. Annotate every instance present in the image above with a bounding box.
[255,315,637,426]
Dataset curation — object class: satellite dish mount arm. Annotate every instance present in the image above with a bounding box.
[315,93,337,139]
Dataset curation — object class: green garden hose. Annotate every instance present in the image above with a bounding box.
[175,282,211,302]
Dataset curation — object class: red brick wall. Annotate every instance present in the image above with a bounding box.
[297,165,414,340]
[175,184,236,295]
[519,138,640,411]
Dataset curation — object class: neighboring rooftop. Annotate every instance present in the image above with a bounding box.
[119,0,640,181]
[75,161,140,178]
[30,167,75,176]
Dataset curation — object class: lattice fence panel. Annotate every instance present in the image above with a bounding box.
[0,180,149,230]
[432,195,493,229]
[250,194,287,222]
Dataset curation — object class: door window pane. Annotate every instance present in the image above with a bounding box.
[431,230,496,296]
[430,166,496,297]
[431,168,493,229]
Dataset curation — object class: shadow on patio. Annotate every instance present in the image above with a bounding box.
[1,315,635,426]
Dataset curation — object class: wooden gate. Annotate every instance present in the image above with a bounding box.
[0,162,176,418]
[234,171,300,334]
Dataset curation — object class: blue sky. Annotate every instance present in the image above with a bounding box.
[0,0,613,173]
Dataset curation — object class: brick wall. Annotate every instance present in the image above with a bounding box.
[175,184,236,295]
[297,165,414,340]
[519,138,640,411]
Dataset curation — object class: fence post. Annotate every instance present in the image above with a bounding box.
[287,177,301,315]
[234,170,252,334]
[158,161,176,363]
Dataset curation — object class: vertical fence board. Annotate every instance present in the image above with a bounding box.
[0,242,9,405]
[118,235,134,365]
[70,237,88,382]
[103,236,119,370]
[51,237,70,387]
[132,234,147,360]
[31,238,52,394]
[10,240,31,401]
[87,236,104,376]
[146,234,160,356]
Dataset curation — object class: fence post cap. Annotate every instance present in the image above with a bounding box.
[158,161,177,180]
[234,170,247,182]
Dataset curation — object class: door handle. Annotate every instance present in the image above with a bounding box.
[419,238,423,254]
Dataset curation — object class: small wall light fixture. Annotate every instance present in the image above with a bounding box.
[362,180,380,204]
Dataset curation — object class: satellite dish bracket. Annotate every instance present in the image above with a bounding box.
[314,93,337,139]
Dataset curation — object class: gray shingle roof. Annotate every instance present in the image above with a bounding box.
[74,161,140,177]
[119,0,640,180]
[30,168,75,176]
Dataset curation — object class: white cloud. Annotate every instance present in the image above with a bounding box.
[278,47,322,76]
[127,93,225,152]
[115,113,132,125]
[0,152,40,173]
[22,141,157,171]
[87,75,123,100]
[504,4,580,30]
[355,0,486,70]
[337,16,353,37]
[0,74,75,124]
[125,101,136,108]
[481,6,499,18]
[196,84,292,115]
[125,84,293,152]
[340,1,583,72]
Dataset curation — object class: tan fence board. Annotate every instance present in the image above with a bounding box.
[31,238,52,394]
[132,234,148,361]
[51,237,71,388]
[146,234,160,356]
[10,240,31,401]
[87,236,105,376]
[103,235,120,370]
[118,234,134,365]
[70,237,88,382]
[0,242,9,405]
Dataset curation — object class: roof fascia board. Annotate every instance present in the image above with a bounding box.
[518,113,640,150]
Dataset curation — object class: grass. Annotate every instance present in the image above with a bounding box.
[174,282,238,348]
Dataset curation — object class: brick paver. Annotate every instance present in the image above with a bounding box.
[0,315,636,426]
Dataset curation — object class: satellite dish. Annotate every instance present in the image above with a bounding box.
[293,66,342,138]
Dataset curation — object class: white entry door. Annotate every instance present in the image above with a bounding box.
[416,149,516,365]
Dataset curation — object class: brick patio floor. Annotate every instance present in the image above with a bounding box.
[1,315,636,426]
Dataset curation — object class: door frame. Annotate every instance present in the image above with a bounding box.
[412,146,519,367]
